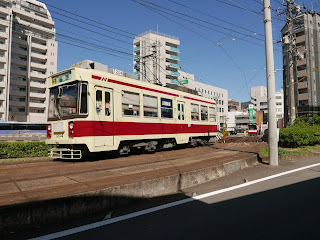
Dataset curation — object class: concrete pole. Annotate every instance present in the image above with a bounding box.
[287,1,296,124]
[263,0,278,166]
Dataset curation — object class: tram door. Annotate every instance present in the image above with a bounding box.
[177,101,187,142]
[94,87,114,147]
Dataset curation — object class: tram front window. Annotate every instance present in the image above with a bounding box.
[48,81,88,120]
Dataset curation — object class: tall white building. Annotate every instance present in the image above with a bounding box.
[0,0,57,122]
[133,30,228,128]
[250,86,283,122]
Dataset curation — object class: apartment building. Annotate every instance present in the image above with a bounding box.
[250,86,283,123]
[133,30,180,85]
[0,0,57,122]
[281,11,320,126]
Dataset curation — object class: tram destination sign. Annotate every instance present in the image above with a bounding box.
[52,71,72,85]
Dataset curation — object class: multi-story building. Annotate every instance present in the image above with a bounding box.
[228,99,241,112]
[250,86,284,123]
[0,0,57,122]
[133,30,228,128]
[281,11,320,126]
[133,30,180,85]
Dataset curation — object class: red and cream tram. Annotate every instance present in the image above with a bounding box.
[46,68,218,159]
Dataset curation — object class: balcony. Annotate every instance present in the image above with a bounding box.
[31,61,47,70]
[134,71,140,75]
[29,102,45,108]
[30,80,46,88]
[30,92,46,99]
[133,46,140,51]
[14,8,54,26]
[298,93,308,101]
[10,90,26,97]
[11,58,27,66]
[0,94,5,100]
[134,54,140,59]
[0,31,7,39]
[296,35,305,44]
[30,71,46,79]
[0,7,9,15]
[0,68,6,75]
[170,71,180,76]
[10,79,26,86]
[298,81,307,90]
[11,47,27,56]
[10,100,26,107]
[32,42,47,51]
[0,105,4,113]
[297,69,307,78]
[0,80,4,88]
[297,58,306,66]
[170,63,179,69]
[0,43,7,51]
[168,54,180,61]
[10,68,27,76]
[31,51,47,60]
[170,46,180,52]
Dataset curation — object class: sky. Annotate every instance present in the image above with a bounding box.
[40,0,320,102]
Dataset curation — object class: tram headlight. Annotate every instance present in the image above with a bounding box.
[68,121,74,138]
[47,124,52,138]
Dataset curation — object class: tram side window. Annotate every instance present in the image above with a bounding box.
[105,92,111,116]
[143,95,158,117]
[80,83,88,114]
[191,104,199,121]
[161,98,173,118]
[96,90,102,115]
[209,107,216,122]
[201,105,208,121]
[122,91,140,116]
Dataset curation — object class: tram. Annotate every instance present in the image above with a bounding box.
[46,68,218,159]
[248,123,259,136]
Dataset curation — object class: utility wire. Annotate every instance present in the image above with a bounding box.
[168,0,264,37]
[136,0,267,43]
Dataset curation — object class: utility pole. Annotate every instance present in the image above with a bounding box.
[286,0,296,124]
[152,41,158,84]
[263,0,278,166]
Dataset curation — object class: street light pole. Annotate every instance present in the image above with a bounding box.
[263,0,278,166]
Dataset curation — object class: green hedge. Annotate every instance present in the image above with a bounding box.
[0,142,51,159]
[279,114,320,148]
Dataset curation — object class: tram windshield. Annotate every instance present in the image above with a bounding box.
[48,81,88,120]
[248,124,257,130]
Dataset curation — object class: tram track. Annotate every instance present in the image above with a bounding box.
[0,136,263,185]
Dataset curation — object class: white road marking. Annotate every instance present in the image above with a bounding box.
[31,162,320,240]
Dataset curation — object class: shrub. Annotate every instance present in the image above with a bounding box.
[279,114,320,148]
[0,142,51,159]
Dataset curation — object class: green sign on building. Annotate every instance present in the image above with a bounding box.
[249,104,254,121]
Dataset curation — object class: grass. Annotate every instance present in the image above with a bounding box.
[260,145,320,157]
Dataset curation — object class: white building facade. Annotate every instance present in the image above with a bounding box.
[250,86,284,122]
[0,0,57,122]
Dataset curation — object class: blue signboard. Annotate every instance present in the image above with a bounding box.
[161,98,172,108]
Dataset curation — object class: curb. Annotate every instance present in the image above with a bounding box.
[0,154,258,233]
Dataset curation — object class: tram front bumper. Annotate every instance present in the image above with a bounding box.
[50,148,82,160]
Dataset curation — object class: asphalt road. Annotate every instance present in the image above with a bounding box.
[31,157,320,240]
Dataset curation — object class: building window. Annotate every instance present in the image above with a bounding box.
[144,94,158,117]
[122,91,140,116]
